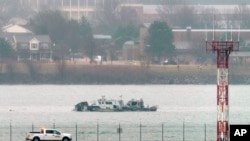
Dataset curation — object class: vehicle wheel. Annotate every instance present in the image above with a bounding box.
[62,137,69,141]
[33,138,40,141]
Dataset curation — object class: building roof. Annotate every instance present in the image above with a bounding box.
[13,34,51,43]
[143,5,162,14]
[2,24,32,34]
[184,0,250,5]
[93,34,112,39]
[143,4,250,15]
[124,41,135,45]
[177,5,250,14]
[172,28,250,33]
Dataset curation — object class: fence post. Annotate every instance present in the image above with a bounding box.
[119,123,121,141]
[97,120,99,141]
[140,121,142,141]
[204,123,206,141]
[10,120,12,141]
[162,123,164,141]
[183,120,185,141]
[76,123,78,141]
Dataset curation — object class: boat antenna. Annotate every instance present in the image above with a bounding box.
[205,24,207,41]
[213,15,215,40]
[231,25,233,41]
[225,24,228,41]
[238,24,241,41]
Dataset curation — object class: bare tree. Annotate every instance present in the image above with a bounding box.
[234,5,250,28]
[95,0,121,31]
[84,32,96,63]
[120,6,140,24]
[0,38,13,72]
[0,0,33,20]
[159,2,199,28]
[198,7,220,29]
[95,0,141,33]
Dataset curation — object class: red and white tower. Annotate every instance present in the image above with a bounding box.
[206,40,239,141]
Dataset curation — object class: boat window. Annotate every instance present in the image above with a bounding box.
[106,101,112,105]
[132,102,137,105]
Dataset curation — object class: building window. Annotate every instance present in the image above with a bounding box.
[40,43,49,49]
[31,43,38,50]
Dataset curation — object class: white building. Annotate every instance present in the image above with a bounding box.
[2,24,32,34]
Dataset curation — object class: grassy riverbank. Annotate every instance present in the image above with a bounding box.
[0,61,249,84]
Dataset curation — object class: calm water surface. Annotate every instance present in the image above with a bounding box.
[0,85,249,140]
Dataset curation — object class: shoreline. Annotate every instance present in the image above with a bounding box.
[0,61,249,84]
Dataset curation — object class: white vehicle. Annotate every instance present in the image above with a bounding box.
[26,128,72,141]
[94,55,102,62]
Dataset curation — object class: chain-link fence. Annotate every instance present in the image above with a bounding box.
[0,121,216,141]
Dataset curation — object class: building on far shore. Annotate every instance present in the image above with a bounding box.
[139,26,250,64]
[1,24,53,61]
[12,34,52,61]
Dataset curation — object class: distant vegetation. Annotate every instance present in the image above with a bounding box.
[146,21,175,63]
[29,11,96,61]
[0,62,249,84]
[0,0,250,84]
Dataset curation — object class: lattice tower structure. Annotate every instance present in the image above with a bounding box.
[206,41,239,141]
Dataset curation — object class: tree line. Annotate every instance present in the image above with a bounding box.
[1,1,250,64]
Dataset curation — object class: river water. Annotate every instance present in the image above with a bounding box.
[0,85,249,141]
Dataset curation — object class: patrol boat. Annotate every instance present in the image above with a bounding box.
[74,96,157,112]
